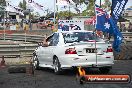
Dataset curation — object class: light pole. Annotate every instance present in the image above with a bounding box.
[53,0,56,31]
[100,0,101,7]
[69,5,70,20]
[0,0,6,40]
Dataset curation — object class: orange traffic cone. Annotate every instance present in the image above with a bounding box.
[0,56,6,68]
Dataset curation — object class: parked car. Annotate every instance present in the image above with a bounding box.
[45,20,53,27]
[9,19,18,24]
[36,21,48,29]
[31,18,39,23]
[32,30,114,74]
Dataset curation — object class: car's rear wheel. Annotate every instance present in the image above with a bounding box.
[53,57,61,75]
[99,67,111,73]
[32,55,40,70]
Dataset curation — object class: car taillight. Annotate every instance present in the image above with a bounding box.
[65,48,77,54]
[106,46,113,52]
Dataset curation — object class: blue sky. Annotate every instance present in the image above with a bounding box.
[9,0,132,16]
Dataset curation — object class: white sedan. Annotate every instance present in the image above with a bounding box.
[32,31,114,74]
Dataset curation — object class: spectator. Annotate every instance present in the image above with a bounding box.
[24,23,29,31]
[16,23,19,30]
[128,22,132,32]
[120,23,126,32]
[42,38,48,46]
[20,19,23,29]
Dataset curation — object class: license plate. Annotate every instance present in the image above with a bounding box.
[86,48,96,53]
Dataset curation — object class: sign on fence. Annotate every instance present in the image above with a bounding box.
[10,25,16,30]
[58,20,84,31]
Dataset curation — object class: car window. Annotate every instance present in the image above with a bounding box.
[63,32,102,43]
[46,33,59,46]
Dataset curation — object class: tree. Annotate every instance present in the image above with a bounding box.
[18,0,27,10]
[0,0,6,6]
[72,0,85,4]
[58,11,76,19]
[22,0,27,10]
[101,0,111,11]
[81,0,95,16]
[18,2,23,9]
[0,0,6,18]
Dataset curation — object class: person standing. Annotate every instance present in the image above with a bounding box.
[128,22,132,32]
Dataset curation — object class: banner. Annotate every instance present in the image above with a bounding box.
[27,0,44,11]
[111,0,128,24]
[58,20,84,31]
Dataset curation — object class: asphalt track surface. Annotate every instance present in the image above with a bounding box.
[0,60,132,88]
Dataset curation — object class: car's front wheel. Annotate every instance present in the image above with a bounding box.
[53,57,61,75]
[32,55,40,70]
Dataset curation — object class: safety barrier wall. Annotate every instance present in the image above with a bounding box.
[0,34,44,43]
[0,43,38,58]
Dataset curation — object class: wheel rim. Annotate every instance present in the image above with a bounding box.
[54,59,59,73]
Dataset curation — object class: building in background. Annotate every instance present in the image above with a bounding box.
[122,8,132,22]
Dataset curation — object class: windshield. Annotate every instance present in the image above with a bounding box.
[63,32,102,43]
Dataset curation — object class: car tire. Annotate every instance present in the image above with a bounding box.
[8,66,26,73]
[99,67,111,74]
[53,57,61,75]
[32,55,40,70]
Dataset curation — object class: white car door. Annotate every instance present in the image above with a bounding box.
[45,33,59,65]
[36,46,43,63]
[39,46,49,64]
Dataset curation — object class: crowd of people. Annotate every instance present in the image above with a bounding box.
[0,19,32,30]
[0,18,132,32]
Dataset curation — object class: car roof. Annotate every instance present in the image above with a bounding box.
[55,30,94,34]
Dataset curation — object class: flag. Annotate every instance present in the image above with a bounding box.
[95,5,123,52]
[84,16,96,25]
[95,5,113,33]
[111,0,128,24]
[56,0,69,5]
[27,0,44,11]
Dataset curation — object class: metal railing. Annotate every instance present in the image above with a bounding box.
[121,32,132,42]
[0,34,44,43]
[0,43,38,58]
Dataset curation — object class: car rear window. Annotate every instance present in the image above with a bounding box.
[62,32,102,43]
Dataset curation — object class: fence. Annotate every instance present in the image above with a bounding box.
[121,32,132,42]
[0,42,38,58]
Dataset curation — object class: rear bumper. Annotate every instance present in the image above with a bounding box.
[61,63,114,69]
[58,55,114,69]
